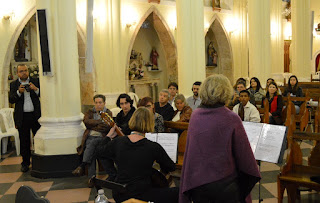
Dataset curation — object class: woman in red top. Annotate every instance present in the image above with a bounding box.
[262,81,284,125]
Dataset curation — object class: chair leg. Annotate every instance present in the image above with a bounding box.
[287,184,298,203]
[277,178,285,203]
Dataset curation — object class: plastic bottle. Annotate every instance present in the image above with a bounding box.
[95,189,109,203]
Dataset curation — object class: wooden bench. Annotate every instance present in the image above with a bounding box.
[164,121,189,170]
[277,131,320,203]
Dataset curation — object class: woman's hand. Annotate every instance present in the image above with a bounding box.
[269,112,272,117]
[107,126,118,139]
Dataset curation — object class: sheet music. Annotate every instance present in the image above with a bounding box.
[145,133,178,163]
[254,124,287,163]
[242,122,264,153]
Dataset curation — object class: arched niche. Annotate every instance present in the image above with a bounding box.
[1,7,95,112]
[313,50,320,73]
[205,16,233,83]
[126,6,177,100]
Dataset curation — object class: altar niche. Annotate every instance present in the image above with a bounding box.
[127,8,177,101]
[205,17,233,83]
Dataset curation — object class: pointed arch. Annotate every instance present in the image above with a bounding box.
[126,6,178,86]
[205,14,234,82]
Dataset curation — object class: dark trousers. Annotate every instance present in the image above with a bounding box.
[190,176,240,203]
[18,112,41,166]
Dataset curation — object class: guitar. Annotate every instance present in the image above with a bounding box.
[100,111,125,137]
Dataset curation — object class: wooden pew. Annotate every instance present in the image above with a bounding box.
[164,121,188,170]
[277,131,320,203]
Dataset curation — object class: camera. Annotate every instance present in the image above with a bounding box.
[24,84,31,92]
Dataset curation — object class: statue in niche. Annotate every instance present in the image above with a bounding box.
[207,41,218,66]
[129,51,144,80]
[150,48,159,70]
[14,28,28,62]
[214,0,221,8]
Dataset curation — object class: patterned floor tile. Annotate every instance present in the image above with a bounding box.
[263,182,287,198]
[5,181,53,195]
[0,172,22,183]
[45,188,91,203]
[251,184,275,200]
[261,162,280,172]
[0,164,21,173]
[252,198,277,203]
[0,194,15,203]
[0,156,22,166]
[0,183,13,195]
[259,170,280,184]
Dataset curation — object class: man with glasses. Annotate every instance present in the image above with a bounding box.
[9,64,41,172]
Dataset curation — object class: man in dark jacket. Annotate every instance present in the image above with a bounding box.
[9,64,41,172]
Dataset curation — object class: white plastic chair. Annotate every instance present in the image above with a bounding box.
[110,107,121,118]
[128,92,139,108]
[0,108,20,158]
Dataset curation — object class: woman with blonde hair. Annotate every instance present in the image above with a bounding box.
[179,74,260,203]
[172,94,192,122]
[97,107,178,203]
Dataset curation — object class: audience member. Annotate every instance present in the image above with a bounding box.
[233,90,260,122]
[266,78,282,95]
[186,81,202,110]
[95,107,178,203]
[283,75,303,114]
[180,75,261,203]
[229,81,255,106]
[248,77,265,103]
[233,77,247,90]
[73,94,116,186]
[155,89,175,121]
[262,81,284,125]
[168,82,178,109]
[138,97,165,133]
[172,94,192,122]
[9,64,41,173]
[116,93,136,135]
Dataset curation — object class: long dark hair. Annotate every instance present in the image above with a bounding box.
[266,81,279,98]
[287,75,299,94]
[250,77,262,92]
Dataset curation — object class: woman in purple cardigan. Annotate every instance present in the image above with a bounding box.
[179,75,261,203]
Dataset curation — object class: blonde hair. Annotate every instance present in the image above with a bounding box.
[129,107,154,133]
[200,74,233,106]
[174,94,187,106]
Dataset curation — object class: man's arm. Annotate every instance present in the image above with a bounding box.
[249,106,261,123]
[9,81,22,104]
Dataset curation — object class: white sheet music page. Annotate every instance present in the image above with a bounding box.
[242,122,264,153]
[145,133,157,142]
[156,133,178,163]
[254,124,286,163]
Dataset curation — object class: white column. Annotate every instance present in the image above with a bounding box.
[270,0,284,75]
[176,0,206,95]
[34,0,84,155]
[291,0,311,79]
[248,0,271,83]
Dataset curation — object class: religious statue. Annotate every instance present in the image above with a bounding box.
[214,0,221,8]
[207,41,218,66]
[14,28,28,62]
[150,48,159,70]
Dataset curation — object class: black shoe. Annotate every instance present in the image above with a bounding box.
[21,165,29,173]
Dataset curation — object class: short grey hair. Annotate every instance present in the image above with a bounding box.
[160,89,169,96]
[200,74,233,106]
[174,94,187,106]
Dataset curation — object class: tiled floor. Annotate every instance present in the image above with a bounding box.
[0,141,319,203]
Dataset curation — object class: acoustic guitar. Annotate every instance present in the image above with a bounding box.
[100,111,125,137]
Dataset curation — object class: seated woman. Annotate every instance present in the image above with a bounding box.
[180,75,261,203]
[283,75,303,114]
[138,97,165,133]
[262,81,284,125]
[97,107,178,203]
[172,94,192,122]
[266,78,282,95]
[248,77,265,103]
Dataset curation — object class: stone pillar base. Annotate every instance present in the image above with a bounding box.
[34,115,85,155]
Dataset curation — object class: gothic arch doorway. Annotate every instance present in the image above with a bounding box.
[1,7,95,112]
[205,16,233,83]
[126,7,177,100]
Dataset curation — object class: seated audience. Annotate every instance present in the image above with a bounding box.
[168,82,178,109]
[172,94,192,122]
[155,89,175,121]
[233,77,247,90]
[138,97,165,133]
[180,74,261,203]
[96,107,178,203]
[229,81,255,106]
[116,93,136,135]
[248,77,265,103]
[73,94,116,186]
[186,81,202,110]
[233,90,260,123]
[266,78,282,95]
[283,75,303,114]
[262,81,284,125]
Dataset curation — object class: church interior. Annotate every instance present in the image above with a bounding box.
[1,0,320,202]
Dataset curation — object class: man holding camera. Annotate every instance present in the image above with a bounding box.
[9,64,41,172]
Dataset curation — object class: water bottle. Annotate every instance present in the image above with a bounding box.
[95,189,108,203]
